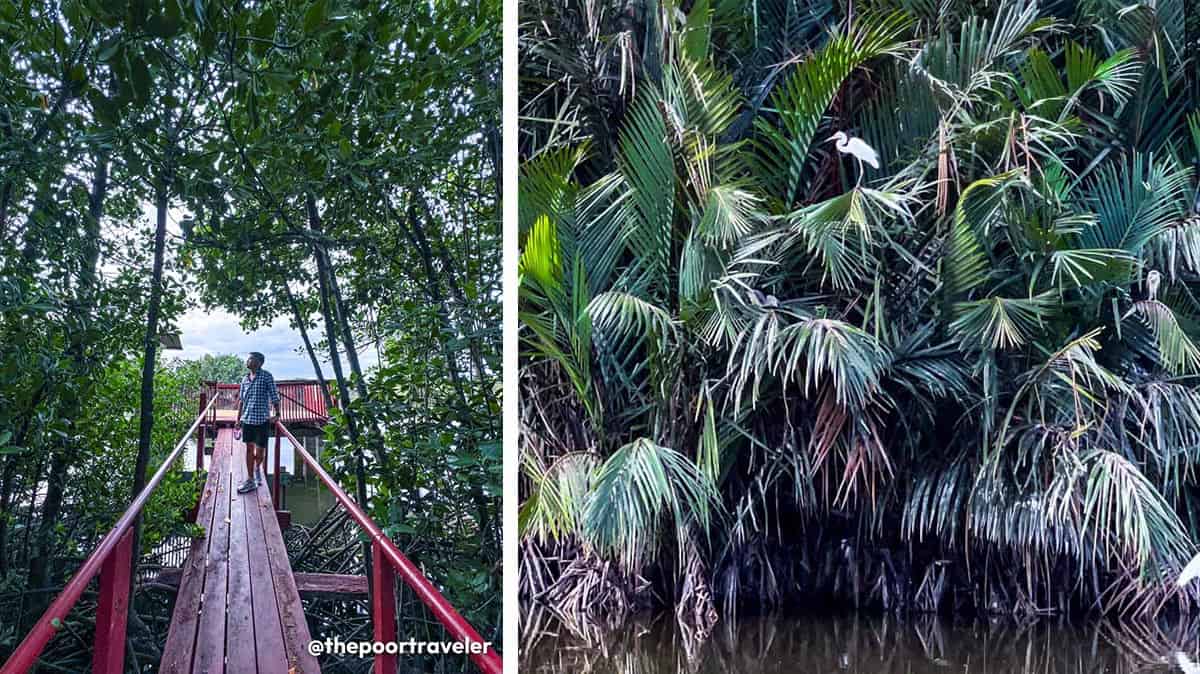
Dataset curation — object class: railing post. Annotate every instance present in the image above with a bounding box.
[196,391,207,473]
[372,541,397,674]
[91,528,133,674]
[273,424,282,506]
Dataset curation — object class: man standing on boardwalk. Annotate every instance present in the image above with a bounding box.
[236,351,280,494]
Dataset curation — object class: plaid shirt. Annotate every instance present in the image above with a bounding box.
[239,369,280,425]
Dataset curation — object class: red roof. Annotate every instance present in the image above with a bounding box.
[201,380,335,426]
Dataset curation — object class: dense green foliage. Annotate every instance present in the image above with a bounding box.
[519,0,1200,622]
[1,0,500,667]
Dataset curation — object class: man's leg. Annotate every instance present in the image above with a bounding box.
[256,446,266,485]
[244,441,257,476]
[239,439,259,493]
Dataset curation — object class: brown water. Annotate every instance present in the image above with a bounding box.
[521,610,1200,674]
[283,475,334,527]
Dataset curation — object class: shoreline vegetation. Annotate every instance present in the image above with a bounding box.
[521,607,1200,672]
[518,0,1200,635]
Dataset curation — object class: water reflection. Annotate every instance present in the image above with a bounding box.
[285,475,334,527]
[521,608,1200,673]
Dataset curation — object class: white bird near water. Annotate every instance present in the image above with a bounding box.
[827,131,880,186]
[1178,552,1200,587]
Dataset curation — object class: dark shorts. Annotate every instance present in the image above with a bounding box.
[242,422,269,448]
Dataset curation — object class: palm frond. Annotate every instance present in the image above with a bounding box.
[1049,449,1191,579]
[729,311,889,409]
[519,451,600,543]
[942,170,1027,298]
[1126,299,1200,375]
[752,11,912,204]
[782,187,912,290]
[1079,153,1192,255]
[588,291,676,345]
[949,293,1054,350]
[583,438,720,571]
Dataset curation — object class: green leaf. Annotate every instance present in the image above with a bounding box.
[67,64,87,84]
[753,12,911,204]
[303,0,328,34]
[253,9,276,40]
[129,55,152,105]
[682,0,711,62]
[146,11,180,38]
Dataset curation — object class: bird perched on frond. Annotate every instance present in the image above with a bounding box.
[1147,269,1162,301]
[1178,551,1200,588]
[828,131,879,187]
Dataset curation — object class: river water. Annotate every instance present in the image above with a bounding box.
[521,610,1200,673]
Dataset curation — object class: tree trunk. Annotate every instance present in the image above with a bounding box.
[308,215,373,585]
[0,383,48,576]
[413,191,492,403]
[17,450,49,623]
[308,201,357,445]
[393,197,475,423]
[128,169,171,583]
[312,244,370,490]
[393,195,495,549]
[20,189,56,585]
[307,194,387,468]
[20,453,47,568]
[285,283,335,410]
[0,456,16,576]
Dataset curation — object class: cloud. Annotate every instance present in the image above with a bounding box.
[172,307,379,379]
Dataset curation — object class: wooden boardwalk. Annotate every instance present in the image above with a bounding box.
[162,427,321,674]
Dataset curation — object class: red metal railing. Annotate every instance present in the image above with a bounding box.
[0,397,218,674]
[273,420,503,674]
[199,380,334,430]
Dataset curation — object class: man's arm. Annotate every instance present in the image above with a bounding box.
[268,373,281,421]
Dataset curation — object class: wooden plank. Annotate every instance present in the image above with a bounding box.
[153,571,368,598]
[292,573,368,596]
[192,435,233,674]
[226,448,257,673]
[243,442,288,674]
[255,481,320,673]
[162,433,229,673]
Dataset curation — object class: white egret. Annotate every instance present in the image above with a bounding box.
[827,131,880,186]
[1147,269,1162,301]
[1177,551,1200,587]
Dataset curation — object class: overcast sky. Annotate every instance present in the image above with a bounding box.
[109,206,380,380]
[170,306,379,379]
